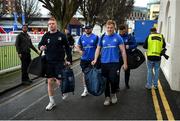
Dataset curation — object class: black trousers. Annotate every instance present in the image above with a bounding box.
[20,52,31,82]
[101,63,120,97]
[125,68,130,86]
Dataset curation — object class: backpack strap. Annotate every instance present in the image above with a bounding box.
[100,33,105,46]
[95,35,99,46]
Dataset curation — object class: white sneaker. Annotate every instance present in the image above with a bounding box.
[45,102,56,111]
[111,94,117,104]
[104,97,111,106]
[81,90,88,97]
[62,93,68,100]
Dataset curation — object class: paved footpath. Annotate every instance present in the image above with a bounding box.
[0,47,179,120]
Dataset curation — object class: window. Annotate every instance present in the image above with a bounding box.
[167,16,171,43]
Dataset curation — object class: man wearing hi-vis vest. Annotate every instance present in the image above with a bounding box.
[143,27,166,90]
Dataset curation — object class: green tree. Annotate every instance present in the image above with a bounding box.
[39,0,83,32]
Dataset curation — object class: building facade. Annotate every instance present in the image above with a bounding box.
[147,0,160,20]
[126,6,149,33]
[158,0,180,91]
[128,6,149,20]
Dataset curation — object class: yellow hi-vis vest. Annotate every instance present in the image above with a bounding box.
[147,34,163,57]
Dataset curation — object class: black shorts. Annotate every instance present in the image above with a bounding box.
[46,62,64,80]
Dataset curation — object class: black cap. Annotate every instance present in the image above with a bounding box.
[150,27,157,32]
[22,24,28,28]
[85,24,93,29]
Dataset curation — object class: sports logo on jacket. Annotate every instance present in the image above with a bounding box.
[47,39,50,43]
[113,38,117,42]
[102,40,106,44]
[58,37,62,41]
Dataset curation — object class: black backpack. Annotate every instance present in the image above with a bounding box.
[127,48,145,69]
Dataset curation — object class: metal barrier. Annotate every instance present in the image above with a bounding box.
[0,42,39,73]
[0,33,79,73]
[0,33,42,73]
[0,33,43,43]
[0,43,20,71]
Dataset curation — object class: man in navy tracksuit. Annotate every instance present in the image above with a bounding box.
[119,25,137,89]
[38,17,72,111]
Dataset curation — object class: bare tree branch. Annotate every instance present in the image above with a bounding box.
[79,0,107,27]
[0,0,4,17]
[15,0,41,24]
[97,0,134,32]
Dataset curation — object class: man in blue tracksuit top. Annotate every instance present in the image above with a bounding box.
[76,24,99,97]
[119,25,137,89]
[92,20,128,106]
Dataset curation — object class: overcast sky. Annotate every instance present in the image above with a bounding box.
[134,0,149,7]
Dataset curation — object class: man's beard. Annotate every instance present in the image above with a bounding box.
[86,31,92,35]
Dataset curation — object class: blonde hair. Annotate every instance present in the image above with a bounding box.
[106,20,116,27]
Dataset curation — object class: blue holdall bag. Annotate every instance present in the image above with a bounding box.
[84,67,106,96]
[61,67,75,94]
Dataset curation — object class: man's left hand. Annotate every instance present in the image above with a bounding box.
[65,61,71,66]
[126,45,129,49]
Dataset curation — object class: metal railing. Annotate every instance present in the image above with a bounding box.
[0,33,80,74]
[0,42,39,73]
[0,33,43,43]
[0,43,20,71]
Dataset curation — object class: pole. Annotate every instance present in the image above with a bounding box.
[21,4,25,25]
[13,12,18,31]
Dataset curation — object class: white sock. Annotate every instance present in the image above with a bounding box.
[49,96,55,103]
[84,86,87,92]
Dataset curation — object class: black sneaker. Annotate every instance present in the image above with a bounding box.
[116,87,120,92]
[27,79,33,83]
[22,80,32,85]
[126,84,130,89]
[154,86,158,90]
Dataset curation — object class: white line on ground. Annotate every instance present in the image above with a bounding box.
[10,64,82,119]
[0,62,80,107]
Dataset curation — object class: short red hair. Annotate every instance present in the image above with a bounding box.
[48,17,56,22]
